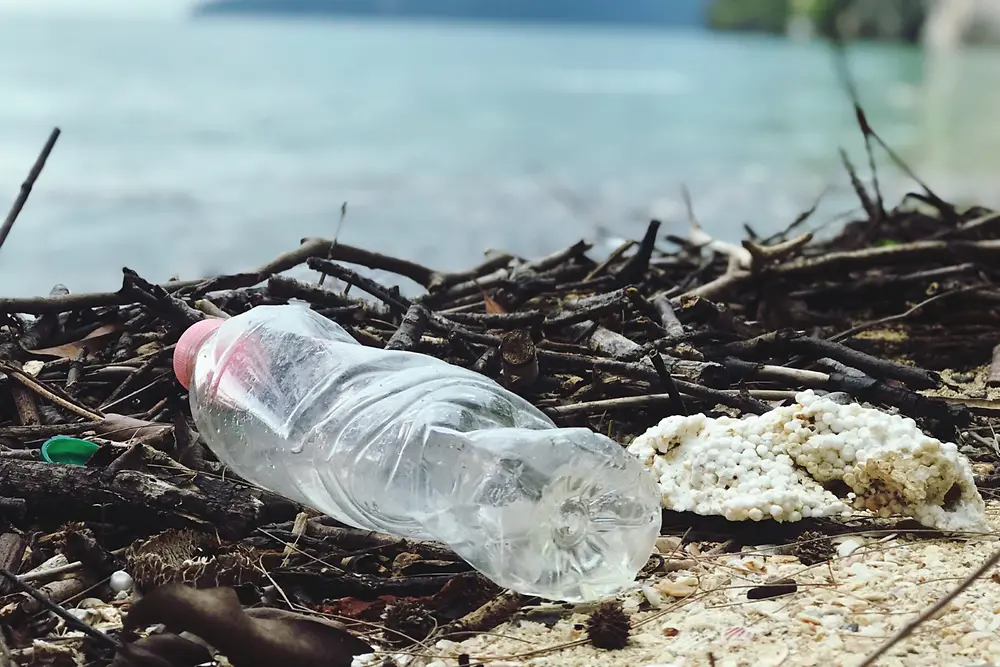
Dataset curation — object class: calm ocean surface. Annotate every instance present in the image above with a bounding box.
[2,15,1000,297]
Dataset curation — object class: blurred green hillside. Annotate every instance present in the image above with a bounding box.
[707,0,927,42]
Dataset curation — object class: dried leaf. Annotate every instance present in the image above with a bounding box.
[28,324,120,359]
[321,596,393,621]
[120,585,373,667]
[479,287,506,314]
[110,633,213,667]
[96,414,173,448]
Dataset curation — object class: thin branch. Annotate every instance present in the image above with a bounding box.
[0,127,61,253]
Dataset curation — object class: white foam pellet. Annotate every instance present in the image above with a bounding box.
[109,570,133,593]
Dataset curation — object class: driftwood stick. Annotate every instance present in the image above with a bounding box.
[723,358,829,389]
[544,289,630,329]
[424,240,594,306]
[742,232,813,269]
[0,283,195,315]
[672,295,764,338]
[444,310,545,330]
[386,304,430,351]
[306,257,412,314]
[0,361,104,421]
[564,322,728,387]
[429,252,514,291]
[266,275,389,320]
[787,263,978,298]
[0,458,289,539]
[500,330,538,390]
[584,239,636,281]
[0,127,61,254]
[771,239,1000,278]
[723,357,968,428]
[546,394,679,417]
[789,336,940,389]
[614,219,660,285]
[290,237,444,289]
[101,345,175,408]
[715,329,799,358]
[676,239,1000,302]
[650,292,685,337]
[718,332,941,390]
[312,239,443,288]
[440,591,526,638]
[679,262,751,300]
[649,351,687,415]
[536,349,766,414]
[122,268,205,327]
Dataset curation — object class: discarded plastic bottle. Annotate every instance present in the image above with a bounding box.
[173,304,661,602]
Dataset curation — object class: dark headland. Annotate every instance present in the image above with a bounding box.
[192,0,708,28]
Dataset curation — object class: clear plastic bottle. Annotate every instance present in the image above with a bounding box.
[173,304,661,602]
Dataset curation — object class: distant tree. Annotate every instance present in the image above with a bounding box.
[707,0,927,42]
[706,0,789,34]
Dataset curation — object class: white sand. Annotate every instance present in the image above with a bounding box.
[410,501,1000,667]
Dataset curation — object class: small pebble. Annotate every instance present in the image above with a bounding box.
[642,584,664,609]
[654,536,683,554]
[655,581,696,598]
[836,538,865,558]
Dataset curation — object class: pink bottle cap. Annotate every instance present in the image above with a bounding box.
[173,317,225,390]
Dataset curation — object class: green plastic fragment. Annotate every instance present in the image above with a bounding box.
[41,436,100,466]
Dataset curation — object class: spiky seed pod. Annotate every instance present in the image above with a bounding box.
[585,600,630,650]
[382,599,435,647]
[793,530,836,566]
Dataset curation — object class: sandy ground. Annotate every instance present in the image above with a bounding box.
[398,502,1000,667]
[24,503,1000,667]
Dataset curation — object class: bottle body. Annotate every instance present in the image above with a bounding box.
[182,304,661,601]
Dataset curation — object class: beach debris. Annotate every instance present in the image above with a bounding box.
[381,599,436,647]
[585,599,631,650]
[116,584,373,667]
[791,530,837,566]
[746,578,798,600]
[629,390,988,531]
